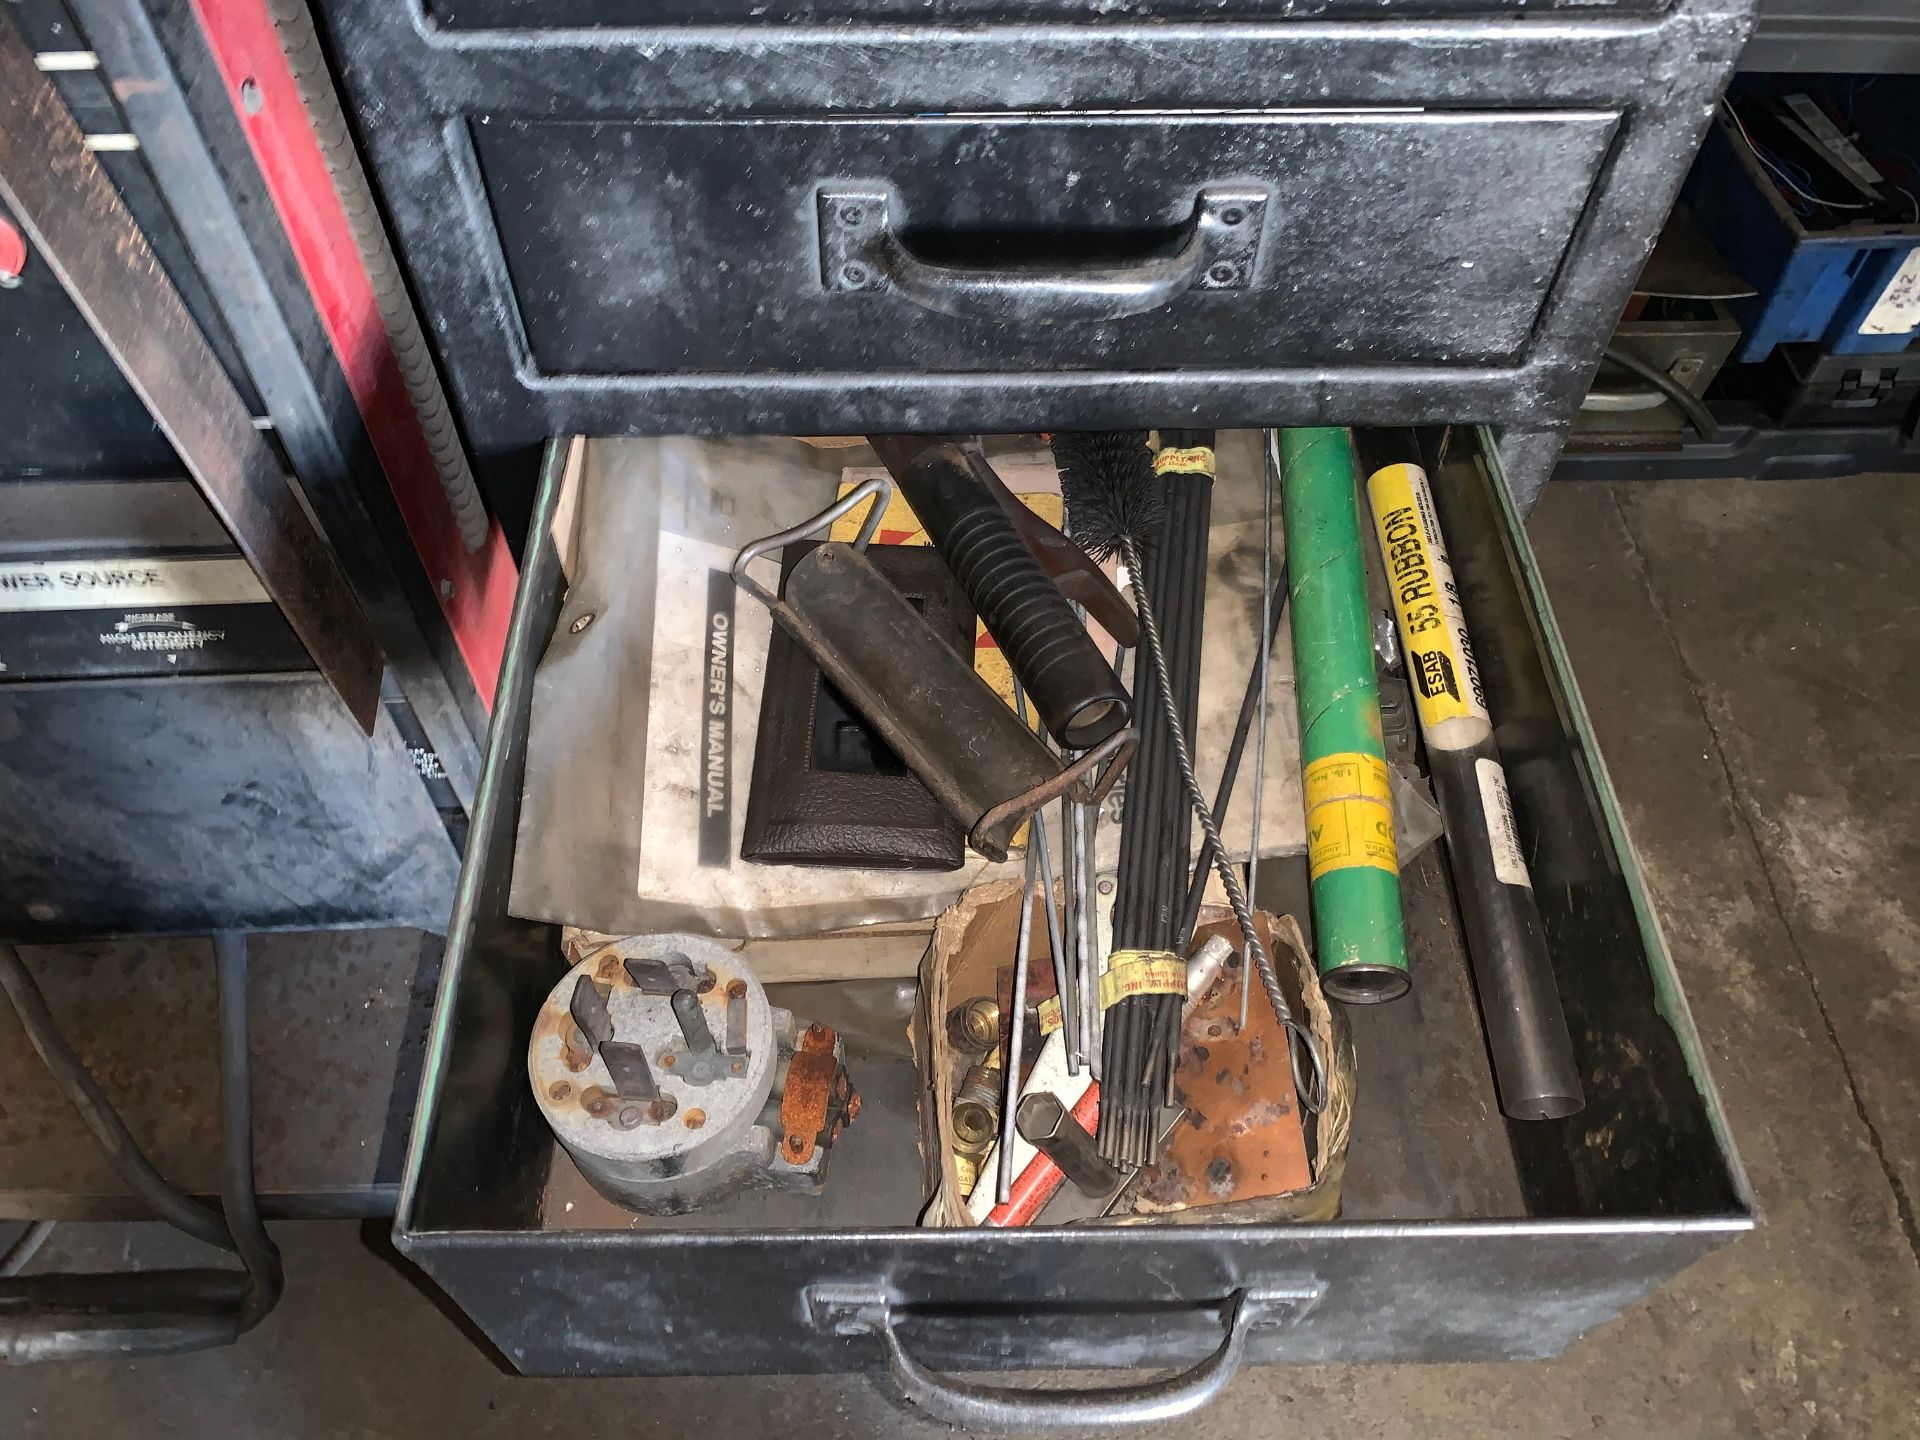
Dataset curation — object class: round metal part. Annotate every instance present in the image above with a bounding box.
[944,997,1001,1053]
[529,933,779,1213]
[951,1053,1003,1157]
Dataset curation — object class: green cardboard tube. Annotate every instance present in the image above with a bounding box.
[1280,428,1411,1003]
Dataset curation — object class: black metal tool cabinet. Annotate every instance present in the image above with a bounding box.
[0,0,474,940]
[321,0,1760,1406]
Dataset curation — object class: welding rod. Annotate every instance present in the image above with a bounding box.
[1077,787,1100,1078]
[997,840,1039,1205]
[1056,786,1082,1073]
[1176,562,1290,947]
[1243,432,1279,1032]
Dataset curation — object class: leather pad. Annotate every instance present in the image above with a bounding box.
[743,541,976,870]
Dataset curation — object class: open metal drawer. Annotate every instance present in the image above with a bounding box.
[394,426,1751,1395]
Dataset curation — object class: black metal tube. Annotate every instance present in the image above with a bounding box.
[1355,427,1583,1120]
[1427,746,1585,1119]
[1016,1093,1122,1198]
[869,436,1130,749]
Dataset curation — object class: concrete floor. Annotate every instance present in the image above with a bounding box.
[8,474,1920,1436]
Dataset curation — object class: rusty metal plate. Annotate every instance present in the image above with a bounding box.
[1134,917,1312,1212]
[778,1022,858,1167]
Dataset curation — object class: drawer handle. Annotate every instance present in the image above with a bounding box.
[817,186,1266,324]
[807,1284,1319,1428]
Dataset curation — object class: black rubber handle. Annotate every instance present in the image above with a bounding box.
[868,437,1129,750]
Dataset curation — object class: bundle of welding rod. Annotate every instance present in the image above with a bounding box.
[1072,432,1214,1170]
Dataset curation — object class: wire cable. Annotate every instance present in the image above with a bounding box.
[0,943,234,1252]
[1600,345,1722,441]
[213,934,283,1334]
[1719,99,1871,213]
[0,1221,55,1278]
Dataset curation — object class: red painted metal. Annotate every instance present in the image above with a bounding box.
[983,1081,1101,1228]
[188,0,513,709]
[0,215,25,283]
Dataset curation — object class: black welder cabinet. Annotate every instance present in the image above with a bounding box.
[302,0,1764,1412]
[0,0,478,941]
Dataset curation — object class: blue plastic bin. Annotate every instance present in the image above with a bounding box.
[1686,118,1919,363]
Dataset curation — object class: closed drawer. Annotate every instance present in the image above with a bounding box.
[320,0,1753,443]
[473,110,1618,378]
[396,426,1750,1388]
[431,0,1668,25]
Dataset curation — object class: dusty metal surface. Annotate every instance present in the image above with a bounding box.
[0,930,441,1220]
[0,675,460,941]
[0,19,384,731]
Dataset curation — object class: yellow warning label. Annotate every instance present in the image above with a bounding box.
[1303,751,1392,811]
[1098,949,1187,1010]
[1366,463,1491,741]
[1303,751,1399,879]
[1153,446,1217,477]
[1038,994,1062,1035]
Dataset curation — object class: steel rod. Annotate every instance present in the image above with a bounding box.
[1244,432,1279,1032]
[997,841,1038,1206]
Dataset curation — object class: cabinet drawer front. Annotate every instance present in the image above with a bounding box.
[432,0,1667,24]
[472,111,1617,379]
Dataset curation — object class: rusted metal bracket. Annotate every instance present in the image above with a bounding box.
[779,1022,858,1168]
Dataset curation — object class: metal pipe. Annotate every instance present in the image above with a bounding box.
[997,842,1039,1205]
[1358,431,1583,1117]
[1279,427,1411,1002]
[1016,1093,1122,1198]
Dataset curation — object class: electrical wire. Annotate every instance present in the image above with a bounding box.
[0,935,283,1352]
[1601,345,1722,441]
[213,934,283,1334]
[0,1221,55,1278]
[0,942,234,1252]
[1719,98,1872,213]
